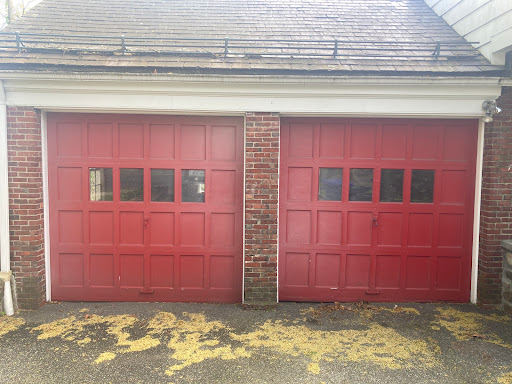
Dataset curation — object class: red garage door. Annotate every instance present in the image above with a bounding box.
[279,118,477,302]
[48,114,243,302]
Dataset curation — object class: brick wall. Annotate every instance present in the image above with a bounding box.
[7,106,46,309]
[244,112,279,307]
[478,86,512,307]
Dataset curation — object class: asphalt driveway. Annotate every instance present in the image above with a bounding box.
[0,301,511,384]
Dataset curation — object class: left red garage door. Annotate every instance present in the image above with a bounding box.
[47,114,243,302]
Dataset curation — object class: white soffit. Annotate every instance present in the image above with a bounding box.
[1,72,503,117]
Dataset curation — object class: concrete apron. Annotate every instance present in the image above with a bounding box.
[0,302,511,384]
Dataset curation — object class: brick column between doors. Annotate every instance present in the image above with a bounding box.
[244,112,279,307]
[7,106,46,309]
[478,86,512,307]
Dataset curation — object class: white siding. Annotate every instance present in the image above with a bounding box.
[424,0,512,65]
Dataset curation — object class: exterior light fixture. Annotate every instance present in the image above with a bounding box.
[482,100,502,123]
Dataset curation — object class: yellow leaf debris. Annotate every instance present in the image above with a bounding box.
[94,352,116,364]
[432,307,511,349]
[308,362,320,374]
[0,316,25,337]
[498,372,512,384]
[232,320,439,370]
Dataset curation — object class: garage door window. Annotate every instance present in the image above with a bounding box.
[380,169,404,202]
[319,168,343,201]
[411,169,435,203]
[182,169,205,202]
[151,169,174,202]
[120,168,144,201]
[349,168,373,201]
[89,168,113,201]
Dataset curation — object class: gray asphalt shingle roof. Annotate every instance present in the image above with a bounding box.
[0,0,505,75]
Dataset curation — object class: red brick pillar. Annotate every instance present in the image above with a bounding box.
[478,86,512,307]
[244,112,279,307]
[7,106,46,309]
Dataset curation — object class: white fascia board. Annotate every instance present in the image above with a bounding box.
[0,72,503,118]
[0,80,10,273]
[41,111,51,301]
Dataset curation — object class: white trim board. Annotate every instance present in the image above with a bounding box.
[41,111,51,301]
[471,119,486,304]
[2,76,502,118]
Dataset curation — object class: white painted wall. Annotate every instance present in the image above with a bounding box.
[424,0,512,65]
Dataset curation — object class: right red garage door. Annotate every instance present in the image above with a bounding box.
[279,118,477,302]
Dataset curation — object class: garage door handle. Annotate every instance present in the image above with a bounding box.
[372,216,378,227]
[144,217,150,228]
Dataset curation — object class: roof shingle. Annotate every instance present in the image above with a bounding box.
[0,0,505,75]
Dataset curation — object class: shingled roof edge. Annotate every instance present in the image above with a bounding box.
[0,63,508,78]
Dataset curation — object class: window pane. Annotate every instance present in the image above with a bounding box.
[120,168,144,201]
[411,170,435,203]
[319,168,342,201]
[380,169,404,202]
[89,168,113,201]
[349,168,373,202]
[151,169,174,202]
[182,170,205,202]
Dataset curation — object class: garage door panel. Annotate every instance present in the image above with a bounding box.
[210,255,235,289]
[119,124,144,159]
[90,254,115,288]
[49,114,243,302]
[210,170,236,204]
[56,122,82,159]
[436,257,461,290]
[377,213,403,246]
[438,214,464,247]
[120,254,144,288]
[280,118,476,302]
[212,126,237,161]
[345,254,370,288]
[87,123,113,158]
[59,211,83,244]
[180,213,205,246]
[210,213,235,247]
[317,211,342,245]
[57,167,83,201]
[405,256,431,289]
[412,125,440,160]
[443,125,474,161]
[180,125,206,160]
[314,253,340,288]
[150,212,175,245]
[180,255,205,288]
[286,210,311,244]
[349,123,377,159]
[375,255,401,289]
[119,212,144,245]
[347,212,372,246]
[89,211,114,245]
[150,255,174,288]
[440,170,467,205]
[59,253,84,287]
[319,124,345,158]
[288,123,314,158]
[381,124,407,160]
[284,253,310,287]
[149,124,175,160]
[408,213,434,246]
[287,167,313,201]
